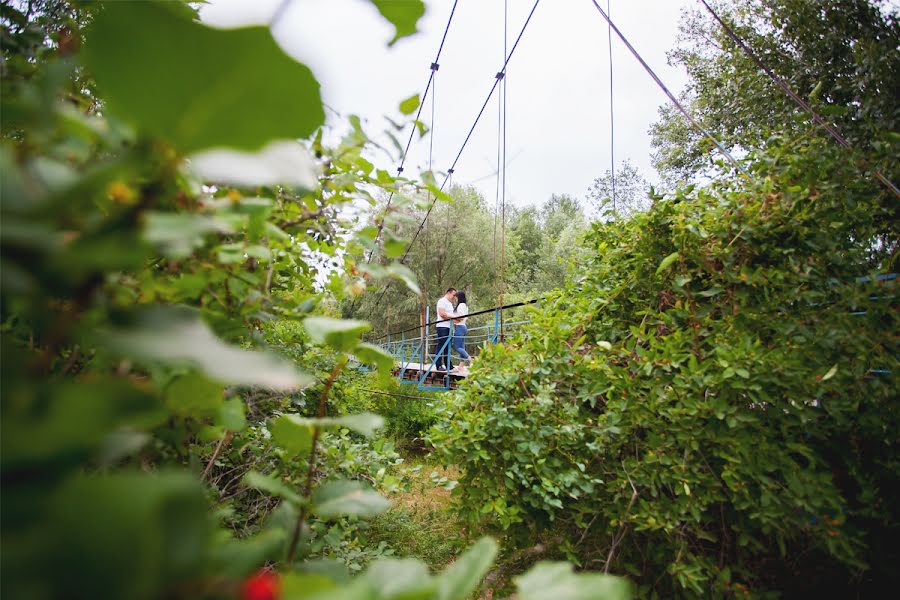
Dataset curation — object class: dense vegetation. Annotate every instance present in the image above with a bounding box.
[433,0,899,597]
[2,1,897,599]
[1,1,629,598]
[432,136,898,596]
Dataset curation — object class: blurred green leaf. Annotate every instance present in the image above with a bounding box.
[217,397,247,432]
[399,94,420,116]
[331,413,385,438]
[304,317,371,352]
[383,231,407,259]
[312,479,390,519]
[697,287,724,297]
[243,471,303,506]
[352,343,394,381]
[656,251,680,275]
[368,0,426,46]
[84,1,324,152]
[210,528,287,579]
[514,562,631,600]
[165,372,224,419]
[435,537,498,600]
[144,212,234,259]
[1,379,165,470]
[50,472,210,600]
[270,414,314,457]
[105,307,313,390]
[281,572,338,598]
[385,263,420,295]
[362,558,434,599]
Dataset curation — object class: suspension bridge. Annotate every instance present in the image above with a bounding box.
[352,0,898,392]
[373,300,537,391]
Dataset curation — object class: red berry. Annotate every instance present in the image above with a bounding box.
[241,570,279,600]
[815,375,822,380]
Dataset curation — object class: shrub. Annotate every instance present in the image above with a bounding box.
[431,137,899,597]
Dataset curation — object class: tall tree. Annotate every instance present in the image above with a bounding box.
[347,184,505,337]
[586,158,652,218]
[650,0,900,188]
[508,206,543,289]
[540,193,583,241]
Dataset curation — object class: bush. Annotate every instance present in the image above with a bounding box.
[430,137,899,597]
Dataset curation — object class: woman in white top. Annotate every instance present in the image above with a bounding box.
[450,291,471,371]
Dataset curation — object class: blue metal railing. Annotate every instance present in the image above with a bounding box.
[381,304,532,391]
[366,273,896,391]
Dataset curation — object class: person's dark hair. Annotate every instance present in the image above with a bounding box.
[455,290,467,305]
[446,287,456,294]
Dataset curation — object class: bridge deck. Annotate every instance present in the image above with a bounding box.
[394,361,468,389]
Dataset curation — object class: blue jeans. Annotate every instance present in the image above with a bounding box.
[435,327,452,370]
[453,324,469,359]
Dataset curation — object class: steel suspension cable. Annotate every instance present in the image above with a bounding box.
[607,0,616,213]
[401,0,542,264]
[696,0,900,199]
[587,0,751,179]
[499,0,509,335]
[373,297,542,341]
[367,0,543,319]
[365,0,461,263]
[493,59,502,274]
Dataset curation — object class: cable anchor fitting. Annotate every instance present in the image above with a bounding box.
[430,62,440,71]
[495,71,505,80]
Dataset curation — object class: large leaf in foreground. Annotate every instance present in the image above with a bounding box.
[189,140,319,189]
[514,562,631,600]
[361,558,434,599]
[435,537,498,600]
[105,307,312,390]
[242,471,303,506]
[368,0,426,46]
[312,479,390,519]
[84,1,324,153]
[304,317,371,352]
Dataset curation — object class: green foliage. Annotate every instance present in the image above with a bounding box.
[432,134,899,596]
[515,563,631,600]
[586,158,652,218]
[313,479,391,519]
[368,0,427,46]
[0,3,631,597]
[651,0,899,185]
[84,1,324,152]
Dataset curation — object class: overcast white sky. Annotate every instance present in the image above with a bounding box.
[200,0,696,210]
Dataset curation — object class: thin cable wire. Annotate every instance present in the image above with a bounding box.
[404,0,542,262]
[587,0,751,179]
[374,297,542,341]
[696,0,900,198]
[366,0,462,263]
[607,0,616,213]
[367,0,543,320]
[499,0,509,335]
[493,70,502,274]
[358,388,440,400]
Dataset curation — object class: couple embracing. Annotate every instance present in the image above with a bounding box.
[435,287,471,374]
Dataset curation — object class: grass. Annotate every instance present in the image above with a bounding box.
[363,457,466,571]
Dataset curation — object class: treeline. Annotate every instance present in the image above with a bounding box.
[346,187,595,337]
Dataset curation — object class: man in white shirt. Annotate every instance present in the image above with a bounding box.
[434,287,457,371]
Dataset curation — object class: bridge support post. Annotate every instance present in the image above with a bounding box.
[400,332,405,366]
[423,306,429,369]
